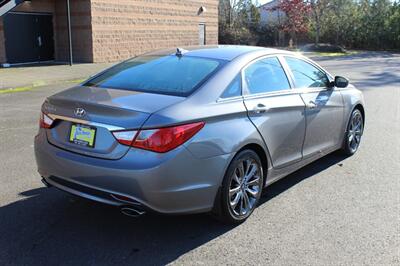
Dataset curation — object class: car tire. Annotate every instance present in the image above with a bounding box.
[341,108,364,156]
[213,149,264,224]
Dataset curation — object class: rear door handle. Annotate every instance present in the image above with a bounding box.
[253,103,268,114]
[307,100,317,109]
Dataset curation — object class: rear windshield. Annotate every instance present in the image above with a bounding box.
[84,55,225,96]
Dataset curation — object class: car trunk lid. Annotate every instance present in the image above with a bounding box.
[43,86,185,159]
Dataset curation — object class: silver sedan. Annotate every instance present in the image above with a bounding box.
[34,45,365,223]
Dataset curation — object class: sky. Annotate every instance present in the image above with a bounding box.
[255,0,273,6]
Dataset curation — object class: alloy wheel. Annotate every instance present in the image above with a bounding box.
[228,158,262,217]
[348,110,363,153]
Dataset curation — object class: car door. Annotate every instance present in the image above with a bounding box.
[283,56,344,158]
[243,56,306,168]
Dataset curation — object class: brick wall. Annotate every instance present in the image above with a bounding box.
[0,0,218,64]
[55,0,93,63]
[90,0,219,63]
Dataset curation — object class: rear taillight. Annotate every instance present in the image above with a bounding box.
[39,112,54,129]
[112,122,205,153]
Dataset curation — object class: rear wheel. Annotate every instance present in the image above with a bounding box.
[213,150,264,224]
[342,109,364,155]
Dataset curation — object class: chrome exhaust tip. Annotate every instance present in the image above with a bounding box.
[120,207,146,217]
[41,178,52,188]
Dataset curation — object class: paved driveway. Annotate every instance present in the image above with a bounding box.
[0,52,399,266]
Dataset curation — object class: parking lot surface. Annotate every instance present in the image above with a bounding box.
[0,52,399,265]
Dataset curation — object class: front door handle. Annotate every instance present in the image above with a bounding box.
[307,100,317,109]
[253,103,268,114]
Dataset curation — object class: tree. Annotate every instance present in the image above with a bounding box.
[387,1,400,49]
[309,0,400,50]
[320,0,359,47]
[219,0,261,45]
[307,0,331,44]
[369,0,393,48]
[218,0,400,50]
[267,0,310,46]
[248,2,261,31]
[218,0,241,43]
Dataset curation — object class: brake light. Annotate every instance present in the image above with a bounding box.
[112,122,205,153]
[39,112,54,129]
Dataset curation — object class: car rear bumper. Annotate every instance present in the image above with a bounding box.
[34,129,231,214]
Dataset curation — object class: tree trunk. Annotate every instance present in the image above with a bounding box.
[335,27,339,45]
[290,30,297,47]
[315,17,320,45]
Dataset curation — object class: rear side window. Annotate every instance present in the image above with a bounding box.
[244,57,291,95]
[220,75,242,98]
[84,55,224,96]
[284,57,329,88]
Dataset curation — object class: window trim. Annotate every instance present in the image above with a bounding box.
[217,94,244,103]
[282,55,333,90]
[217,53,335,102]
[241,54,294,97]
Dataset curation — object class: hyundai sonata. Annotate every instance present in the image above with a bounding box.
[34,45,365,223]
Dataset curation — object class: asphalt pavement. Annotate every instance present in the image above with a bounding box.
[0,63,113,91]
[0,51,399,265]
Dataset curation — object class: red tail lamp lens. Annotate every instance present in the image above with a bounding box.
[112,122,205,153]
[40,112,54,129]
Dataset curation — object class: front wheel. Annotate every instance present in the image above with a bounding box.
[213,150,264,224]
[342,109,364,155]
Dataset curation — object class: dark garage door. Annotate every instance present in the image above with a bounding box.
[3,12,55,64]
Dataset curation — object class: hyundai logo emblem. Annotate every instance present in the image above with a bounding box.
[74,108,86,118]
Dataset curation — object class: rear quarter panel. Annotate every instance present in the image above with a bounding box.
[183,99,268,159]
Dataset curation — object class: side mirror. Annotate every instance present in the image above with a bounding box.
[334,76,349,88]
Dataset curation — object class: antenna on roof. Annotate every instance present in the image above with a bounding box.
[176,48,188,57]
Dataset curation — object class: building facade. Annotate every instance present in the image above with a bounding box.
[258,0,286,46]
[0,0,218,65]
[258,0,285,26]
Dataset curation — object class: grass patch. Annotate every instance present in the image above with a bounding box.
[67,78,86,84]
[0,78,86,94]
[32,80,47,87]
[0,86,34,94]
[313,51,359,57]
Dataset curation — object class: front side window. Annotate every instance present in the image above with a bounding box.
[284,57,329,88]
[84,55,224,96]
[244,57,291,95]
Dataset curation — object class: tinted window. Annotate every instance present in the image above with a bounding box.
[221,75,242,98]
[285,57,329,88]
[84,55,224,96]
[244,57,291,94]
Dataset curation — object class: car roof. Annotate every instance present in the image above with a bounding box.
[142,45,293,61]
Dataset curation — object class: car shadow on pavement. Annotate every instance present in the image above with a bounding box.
[260,152,347,204]
[0,152,347,265]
